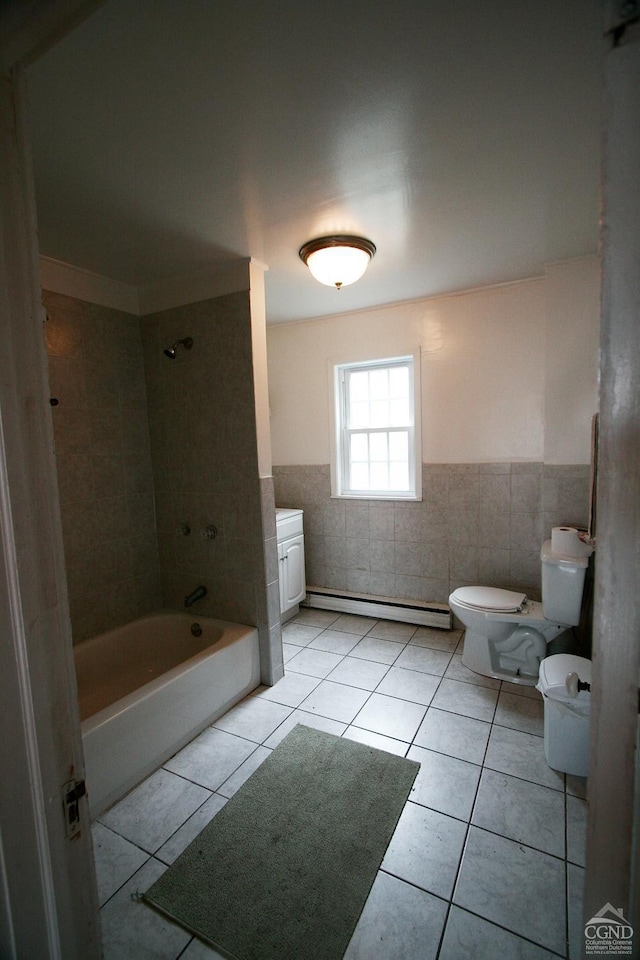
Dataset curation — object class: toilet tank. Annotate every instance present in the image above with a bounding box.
[540,541,589,626]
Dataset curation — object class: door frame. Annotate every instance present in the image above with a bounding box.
[0,3,104,957]
[583,15,640,954]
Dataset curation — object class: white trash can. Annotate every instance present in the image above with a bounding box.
[536,654,592,777]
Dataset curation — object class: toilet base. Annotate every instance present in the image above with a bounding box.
[462,622,565,685]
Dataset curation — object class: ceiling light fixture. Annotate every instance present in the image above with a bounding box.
[299,235,376,290]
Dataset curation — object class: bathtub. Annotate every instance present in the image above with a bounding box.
[74,612,260,817]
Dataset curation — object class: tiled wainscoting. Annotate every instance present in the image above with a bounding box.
[273,463,591,603]
[93,610,585,959]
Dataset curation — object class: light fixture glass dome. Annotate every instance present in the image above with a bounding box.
[299,235,376,289]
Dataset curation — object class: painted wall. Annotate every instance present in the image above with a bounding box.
[267,257,600,603]
[268,256,600,466]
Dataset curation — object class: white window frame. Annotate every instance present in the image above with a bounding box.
[330,351,422,500]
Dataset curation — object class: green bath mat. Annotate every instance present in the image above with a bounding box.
[143,724,419,960]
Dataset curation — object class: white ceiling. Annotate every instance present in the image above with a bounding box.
[26,0,602,324]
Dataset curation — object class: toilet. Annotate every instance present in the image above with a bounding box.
[449,540,591,685]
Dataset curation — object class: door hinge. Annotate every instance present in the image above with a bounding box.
[63,778,87,839]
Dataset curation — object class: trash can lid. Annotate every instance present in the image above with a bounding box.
[537,654,591,702]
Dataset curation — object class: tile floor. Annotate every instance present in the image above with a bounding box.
[92,609,587,960]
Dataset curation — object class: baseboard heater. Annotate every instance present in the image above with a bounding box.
[302,586,452,630]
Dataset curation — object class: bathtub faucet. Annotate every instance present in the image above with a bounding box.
[184,585,207,608]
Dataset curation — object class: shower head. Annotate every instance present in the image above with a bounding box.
[164,336,193,359]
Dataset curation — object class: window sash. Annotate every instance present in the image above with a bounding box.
[336,357,417,499]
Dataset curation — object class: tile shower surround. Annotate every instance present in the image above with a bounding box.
[44,290,282,683]
[273,463,590,604]
[44,291,162,641]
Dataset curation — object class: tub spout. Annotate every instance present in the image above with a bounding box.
[184,585,207,608]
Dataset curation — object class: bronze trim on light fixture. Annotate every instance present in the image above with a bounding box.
[298,235,377,264]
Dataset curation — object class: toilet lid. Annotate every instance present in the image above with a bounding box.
[453,586,528,612]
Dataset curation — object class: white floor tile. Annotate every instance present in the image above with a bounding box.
[566,774,588,799]
[471,768,565,857]
[180,937,226,959]
[367,620,418,642]
[375,666,440,706]
[410,627,462,652]
[567,794,587,866]
[431,678,499,722]
[501,680,543,700]
[99,768,211,854]
[95,609,586,960]
[484,725,564,791]
[155,793,227,865]
[352,692,426,742]
[329,613,378,635]
[252,671,320,707]
[100,858,191,960]
[213,695,293,741]
[92,822,149,907]
[393,645,453,676]
[342,726,408,757]
[349,635,406,665]
[407,745,481,821]
[285,646,345,678]
[263,712,347,748]
[494,691,544,737]
[217,745,272,798]
[280,622,324,646]
[344,870,448,960]
[444,654,501,688]
[414,708,491,765]
[326,656,390,690]
[297,679,371,723]
[382,801,467,900]
[567,862,586,959]
[440,905,558,959]
[282,642,300,663]
[164,727,258,790]
[454,827,566,954]
[307,629,361,655]
[291,609,340,628]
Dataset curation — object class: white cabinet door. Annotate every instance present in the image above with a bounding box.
[279,534,306,612]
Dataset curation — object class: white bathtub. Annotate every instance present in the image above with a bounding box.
[75,612,260,817]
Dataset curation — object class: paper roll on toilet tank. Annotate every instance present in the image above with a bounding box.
[551,526,592,557]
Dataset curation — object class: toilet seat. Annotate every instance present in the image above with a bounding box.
[452,586,528,613]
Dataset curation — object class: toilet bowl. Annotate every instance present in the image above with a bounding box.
[449,541,591,685]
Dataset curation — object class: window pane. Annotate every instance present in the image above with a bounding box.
[349,370,369,403]
[370,462,389,489]
[389,431,408,460]
[389,397,410,426]
[351,462,369,489]
[389,365,409,397]
[369,368,389,401]
[369,432,388,462]
[370,399,389,427]
[350,433,368,462]
[390,462,409,490]
[349,401,370,428]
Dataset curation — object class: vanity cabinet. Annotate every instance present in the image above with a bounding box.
[276,508,306,616]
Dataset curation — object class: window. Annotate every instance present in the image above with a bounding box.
[331,354,421,500]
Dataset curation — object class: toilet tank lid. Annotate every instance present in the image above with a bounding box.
[453,586,528,612]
